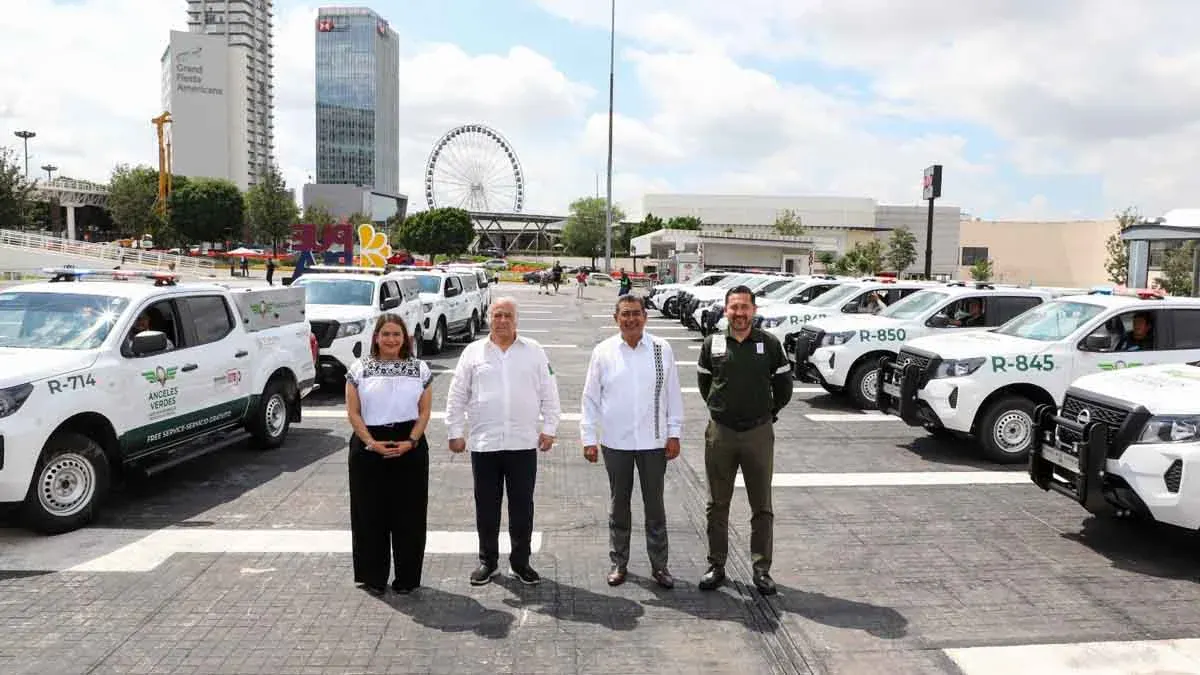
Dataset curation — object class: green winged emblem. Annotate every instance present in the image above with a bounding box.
[142,366,178,387]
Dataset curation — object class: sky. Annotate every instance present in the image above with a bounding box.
[4,0,1200,222]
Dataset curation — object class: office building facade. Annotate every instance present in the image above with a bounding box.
[314,7,399,193]
[184,0,275,185]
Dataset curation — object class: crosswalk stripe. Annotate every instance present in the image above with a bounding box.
[805,412,901,422]
[303,410,583,421]
[943,638,1200,674]
[0,528,541,573]
[742,471,1027,488]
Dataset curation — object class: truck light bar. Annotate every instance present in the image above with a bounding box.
[305,264,390,275]
[41,267,179,286]
[1088,285,1165,299]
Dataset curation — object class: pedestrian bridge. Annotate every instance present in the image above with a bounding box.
[30,177,111,241]
[0,229,216,276]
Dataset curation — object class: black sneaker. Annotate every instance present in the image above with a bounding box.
[753,572,777,596]
[698,565,725,591]
[470,563,499,586]
[510,564,542,585]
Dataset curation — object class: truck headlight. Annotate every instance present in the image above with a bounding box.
[761,316,785,328]
[422,303,433,312]
[821,330,856,346]
[1136,416,1200,444]
[930,357,985,379]
[0,383,33,418]
[336,320,365,338]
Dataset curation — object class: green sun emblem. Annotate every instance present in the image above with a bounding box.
[250,301,273,317]
[142,365,178,387]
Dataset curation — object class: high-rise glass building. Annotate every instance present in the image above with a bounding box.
[314,7,399,193]
[184,0,275,186]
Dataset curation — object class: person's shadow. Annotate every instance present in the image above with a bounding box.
[376,586,515,639]
[495,575,646,631]
[638,577,908,639]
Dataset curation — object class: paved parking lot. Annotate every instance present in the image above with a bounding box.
[4,281,1200,674]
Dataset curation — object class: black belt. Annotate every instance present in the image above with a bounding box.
[713,415,772,432]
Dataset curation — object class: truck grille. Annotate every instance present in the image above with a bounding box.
[1057,394,1130,446]
[309,320,339,348]
[895,348,931,372]
[1165,459,1183,493]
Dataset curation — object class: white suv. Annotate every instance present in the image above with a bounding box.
[878,288,1200,463]
[291,267,425,383]
[401,270,481,352]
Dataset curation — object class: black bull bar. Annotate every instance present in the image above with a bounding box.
[874,358,927,426]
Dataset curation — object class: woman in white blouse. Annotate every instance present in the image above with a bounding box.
[345,314,434,596]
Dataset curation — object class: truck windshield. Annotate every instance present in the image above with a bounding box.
[0,292,129,349]
[294,278,374,305]
[407,275,442,294]
[807,284,860,308]
[762,278,806,299]
[992,300,1106,341]
[879,290,949,319]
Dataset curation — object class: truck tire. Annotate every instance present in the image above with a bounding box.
[426,319,446,354]
[249,377,292,449]
[978,395,1037,463]
[466,313,478,342]
[846,360,881,410]
[22,432,111,534]
[411,328,422,358]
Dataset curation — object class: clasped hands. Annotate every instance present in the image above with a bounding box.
[367,438,415,457]
[448,434,555,453]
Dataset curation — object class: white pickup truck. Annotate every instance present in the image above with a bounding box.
[0,269,317,533]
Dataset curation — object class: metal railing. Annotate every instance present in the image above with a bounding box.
[0,229,216,273]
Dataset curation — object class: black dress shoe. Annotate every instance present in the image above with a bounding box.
[698,565,725,591]
[470,563,499,586]
[606,566,627,586]
[753,572,777,596]
[391,581,417,595]
[651,569,674,589]
[360,583,385,597]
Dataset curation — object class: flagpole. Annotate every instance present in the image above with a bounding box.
[603,0,615,273]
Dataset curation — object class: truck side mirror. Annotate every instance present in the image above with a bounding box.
[1082,334,1110,351]
[132,330,169,356]
[927,315,950,328]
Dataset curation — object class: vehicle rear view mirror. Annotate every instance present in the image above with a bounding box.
[381,296,401,310]
[1083,334,1110,351]
[928,315,950,328]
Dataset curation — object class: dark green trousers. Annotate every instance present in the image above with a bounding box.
[703,419,774,574]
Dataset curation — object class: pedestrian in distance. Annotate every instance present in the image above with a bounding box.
[695,285,793,595]
[344,314,434,597]
[576,270,587,299]
[446,297,562,586]
[618,268,633,296]
[581,294,684,588]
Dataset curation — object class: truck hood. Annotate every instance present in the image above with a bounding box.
[805,314,899,333]
[1071,364,1200,416]
[305,304,377,323]
[903,330,1047,359]
[0,348,99,389]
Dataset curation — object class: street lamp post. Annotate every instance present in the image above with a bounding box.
[603,0,615,273]
[41,164,57,183]
[13,130,35,179]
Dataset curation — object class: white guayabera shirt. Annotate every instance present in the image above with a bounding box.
[581,332,684,451]
[445,335,562,452]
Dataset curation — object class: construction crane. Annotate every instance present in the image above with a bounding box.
[151,111,173,216]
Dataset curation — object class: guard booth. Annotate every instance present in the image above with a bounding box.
[1122,208,1200,296]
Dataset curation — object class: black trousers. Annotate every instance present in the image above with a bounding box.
[348,422,429,590]
[470,449,537,569]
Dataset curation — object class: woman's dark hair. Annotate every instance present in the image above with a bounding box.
[370,313,412,359]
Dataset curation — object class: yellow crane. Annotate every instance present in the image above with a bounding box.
[151,111,173,216]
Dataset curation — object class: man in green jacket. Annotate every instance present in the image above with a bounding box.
[695,284,793,595]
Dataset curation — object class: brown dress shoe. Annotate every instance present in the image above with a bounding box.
[606,566,627,586]
[651,569,674,589]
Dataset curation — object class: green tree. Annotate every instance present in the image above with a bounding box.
[107,164,164,240]
[168,177,244,244]
[394,207,474,261]
[562,196,626,265]
[0,147,35,231]
[816,251,835,271]
[970,258,994,282]
[843,240,884,274]
[773,208,804,236]
[885,226,918,274]
[1104,206,1141,285]
[1156,241,1195,295]
[244,165,298,253]
[666,215,702,230]
[620,212,666,252]
[829,255,852,275]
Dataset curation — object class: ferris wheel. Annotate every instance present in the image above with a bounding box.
[424,124,525,212]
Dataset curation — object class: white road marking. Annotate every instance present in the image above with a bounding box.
[541,344,577,349]
[515,329,548,333]
[645,325,691,330]
[303,409,583,421]
[521,310,552,314]
[738,471,1028,487]
[0,528,542,573]
[944,638,1200,674]
[677,361,697,366]
[660,336,702,341]
[681,386,823,394]
[805,412,901,422]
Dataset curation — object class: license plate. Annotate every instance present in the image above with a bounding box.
[1042,445,1078,471]
[882,381,900,397]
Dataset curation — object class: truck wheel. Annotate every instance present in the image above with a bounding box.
[426,319,446,354]
[466,313,478,341]
[22,432,110,534]
[978,395,1037,463]
[662,297,678,317]
[249,377,292,449]
[411,328,422,358]
[847,361,881,410]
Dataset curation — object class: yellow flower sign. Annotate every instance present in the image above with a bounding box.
[357,223,392,267]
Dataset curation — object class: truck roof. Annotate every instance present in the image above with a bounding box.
[8,280,232,302]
